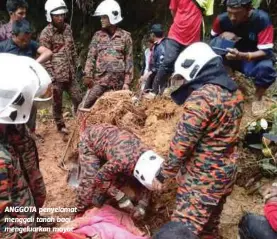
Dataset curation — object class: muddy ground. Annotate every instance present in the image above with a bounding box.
[35,92,267,239]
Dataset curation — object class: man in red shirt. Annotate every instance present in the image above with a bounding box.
[150,0,203,96]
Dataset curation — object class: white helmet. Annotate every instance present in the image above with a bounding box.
[45,0,68,22]
[19,56,53,102]
[173,42,220,82]
[94,0,123,25]
[134,150,164,190]
[0,53,52,124]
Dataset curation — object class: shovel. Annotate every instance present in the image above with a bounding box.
[66,163,80,188]
[78,89,92,112]
[58,89,92,170]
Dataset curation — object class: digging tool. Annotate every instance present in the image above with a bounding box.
[66,163,80,188]
[132,72,154,105]
[58,89,91,170]
[78,88,92,112]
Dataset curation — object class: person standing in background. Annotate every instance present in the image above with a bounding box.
[0,0,28,42]
[83,0,133,109]
[40,0,82,134]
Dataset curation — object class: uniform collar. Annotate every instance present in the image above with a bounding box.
[48,23,67,33]
[101,27,121,39]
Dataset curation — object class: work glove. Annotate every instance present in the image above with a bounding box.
[83,76,93,88]
[115,191,134,212]
[92,194,107,208]
[132,200,148,220]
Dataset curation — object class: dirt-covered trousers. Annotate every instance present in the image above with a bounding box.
[83,77,124,109]
[52,80,82,129]
[171,169,237,239]
[83,85,108,109]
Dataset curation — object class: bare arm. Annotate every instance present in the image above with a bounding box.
[39,30,55,80]
[36,46,52,64]
[226,48,267,62]
[239,50,267,61]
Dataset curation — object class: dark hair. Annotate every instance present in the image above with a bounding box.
[153,222,199,239]
[150,24,164,38]
[154,31,164,38]
[12,19,31,36]
[226,0,252,8]
[6,0,28,13]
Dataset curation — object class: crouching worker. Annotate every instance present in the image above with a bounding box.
[74,123,164,220]
[152,43,244,238]
[211,0,276,115]
[238,182,277,239]
[0,53,51,238]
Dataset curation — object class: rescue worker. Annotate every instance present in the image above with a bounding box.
[211,0,276,116]
[147,0,214,97]
[39,0,82,134]
[238,182,277,239]
[0,19,52,138]
[83,0,133,108]
[0,0,28,42]
[152,43,244,238]
[143,24,166,95]
[0,53,51,238]
[74,124,164,219]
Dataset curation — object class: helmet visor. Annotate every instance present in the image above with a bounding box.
[51,7,68,15]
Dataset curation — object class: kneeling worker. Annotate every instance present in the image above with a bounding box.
[74,123,164,219]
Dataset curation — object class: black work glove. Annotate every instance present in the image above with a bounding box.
[92,194,107,208]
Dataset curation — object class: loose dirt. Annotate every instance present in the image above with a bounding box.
[35,90,266,239]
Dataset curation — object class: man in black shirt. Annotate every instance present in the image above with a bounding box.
[0,19,52,62]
